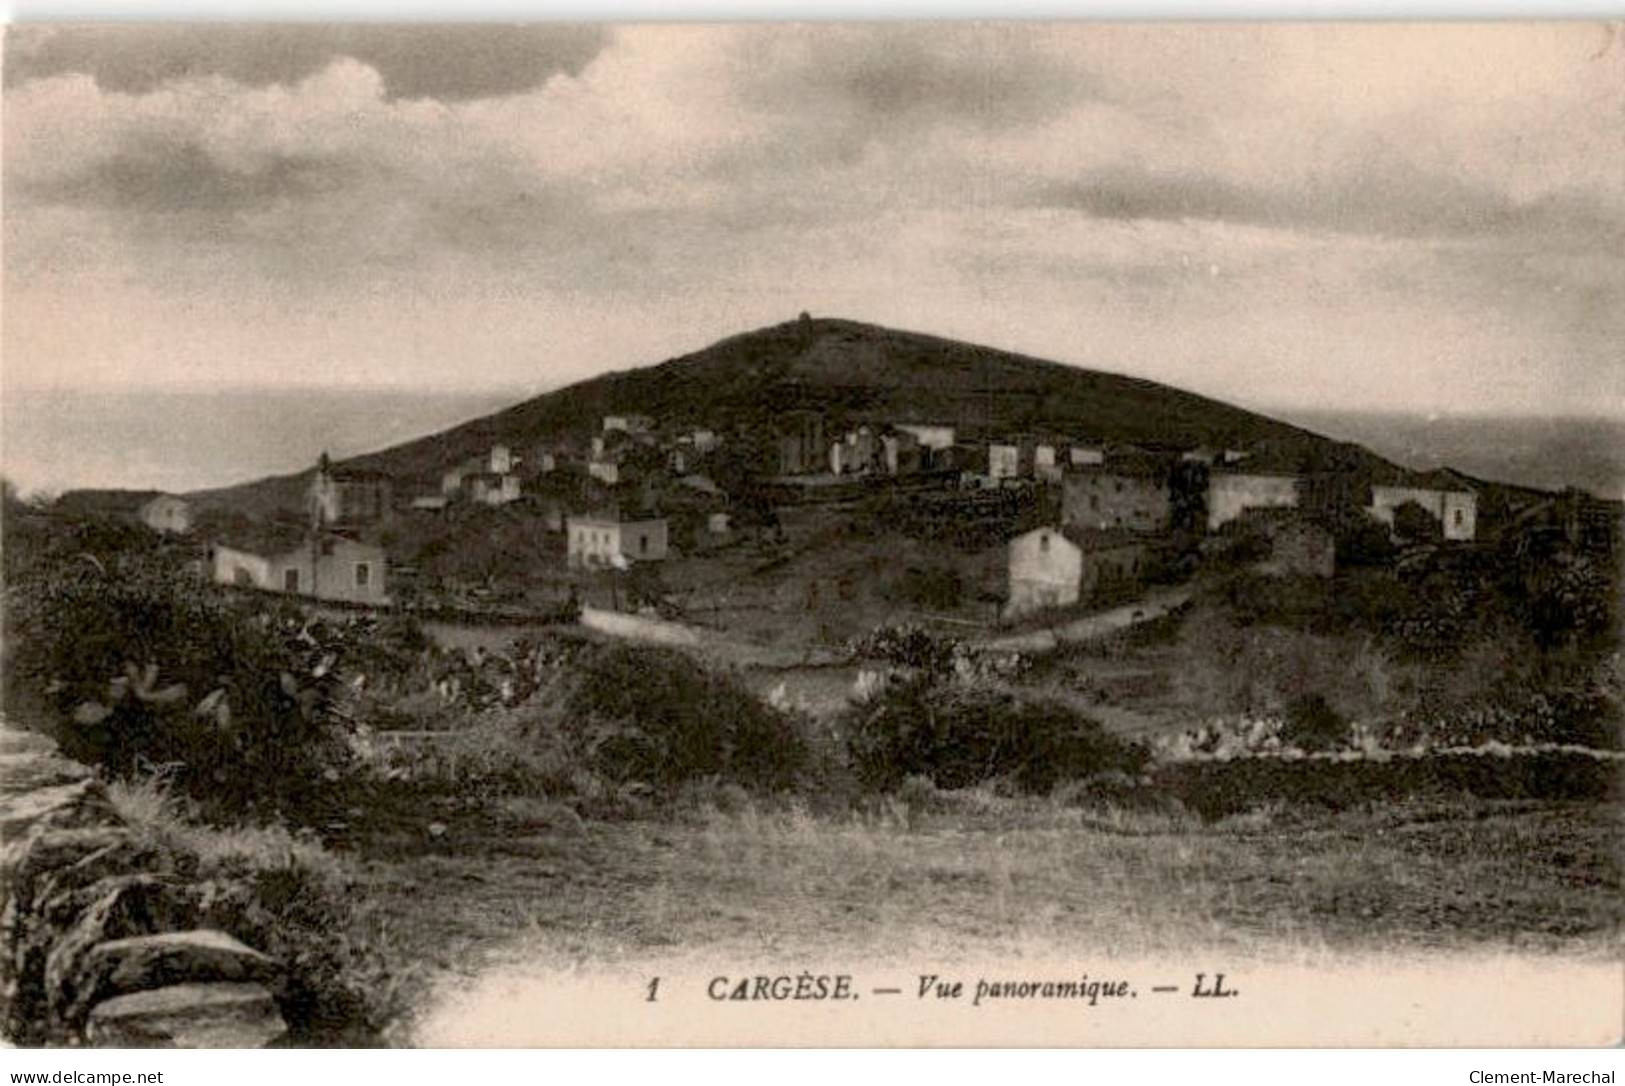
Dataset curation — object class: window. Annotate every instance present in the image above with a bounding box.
[1039,533,1050,553]
[639,533,649,555]
[284,568,299,592]
[1453,509,1464,527]
[355,562,370,588]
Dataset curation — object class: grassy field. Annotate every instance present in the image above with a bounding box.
[324,787,1620,1041]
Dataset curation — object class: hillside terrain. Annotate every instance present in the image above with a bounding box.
[185,317,1400,516]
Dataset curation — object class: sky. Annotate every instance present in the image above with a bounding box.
[4,21,1623,418]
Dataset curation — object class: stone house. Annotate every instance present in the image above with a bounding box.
[776,410,826,476]
[988,443,1022,480]
[831,426,881,475]
[1207,470,1302,531]
[1005,526,1149,620]
[566,513,669,569]
[1370,484,1477,542]
[1068,446,1105,467]
[308,454,393,527]
[1061,465,1172,533]
[881,428,924,475]
[894,423,955,452]
[468,472,522,506]
[603,414,655,435]
[138,494,193,535]
[210,530,389,605]
[1033,444,1063,483]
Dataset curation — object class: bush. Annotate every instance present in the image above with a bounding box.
[889,566,964,610]
[3,553,353,816]
[1154,750,1620,821]
[559,643,810,795]
[843,674,1149,793]
[1281,693,1350,752]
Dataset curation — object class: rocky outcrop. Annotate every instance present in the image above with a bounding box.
[85,982,286,1048]
[0,724,289,1047]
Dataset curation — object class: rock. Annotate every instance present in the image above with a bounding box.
[0,777,120,839]
[2,827,131,923]
[1,829,139,1044]
[47,877,202,1029]
[85,982,287,1048]
[71,931,279,1020]
[36,839,187,930]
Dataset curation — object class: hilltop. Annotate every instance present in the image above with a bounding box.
[187,316,1396,515]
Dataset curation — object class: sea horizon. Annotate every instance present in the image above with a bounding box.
[3,384,1621,502]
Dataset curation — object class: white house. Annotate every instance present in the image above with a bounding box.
[894,423,955,451]
[211,534,389,605]
[1068,446,1105,467]
[469,473,522,506]
[1370,485,1477,542]
[1006,526,1083,618]
[1034,444,1062,483]
[603,414,655,435]
[988,443,1021,480]
[566,513,669,569]
[1005,526,1149,620]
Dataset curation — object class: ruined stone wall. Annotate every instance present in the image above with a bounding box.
[1,725,288,1048]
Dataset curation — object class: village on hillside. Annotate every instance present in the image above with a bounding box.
[65,389,1622,657]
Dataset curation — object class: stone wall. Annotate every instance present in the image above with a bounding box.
[1,725,288,1048]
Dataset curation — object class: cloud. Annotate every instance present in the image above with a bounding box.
[4,24,611,101]
[748,25,1098,130]
[1032,162,1625,250]
[2,23,1621,419]
[38,137,353,214]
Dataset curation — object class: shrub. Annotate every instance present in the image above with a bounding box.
[843,674,1149,793]
[559,643,809,795]
[4,553,353,816]
[890,566,964,611]
[1281,693,1350,752]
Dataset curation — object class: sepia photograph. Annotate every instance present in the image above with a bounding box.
[1,19,1621,1053]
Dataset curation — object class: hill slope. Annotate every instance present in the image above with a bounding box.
[189,317,1395,514]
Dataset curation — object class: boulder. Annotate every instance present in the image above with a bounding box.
[46,877,201,1029]
[85,982,287,1048]
[71,931,280,1020]
[1,827,134,1045]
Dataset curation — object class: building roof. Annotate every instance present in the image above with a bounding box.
[209,519,318,557]
[1059,525,1152,551]
[567,510,667,528]
[1063,460,1168,483]
[1017,524,1147,552]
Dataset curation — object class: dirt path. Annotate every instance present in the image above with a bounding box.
[977,587,1194,654]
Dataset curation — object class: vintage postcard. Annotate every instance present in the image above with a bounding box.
[1,22,1621,1051]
